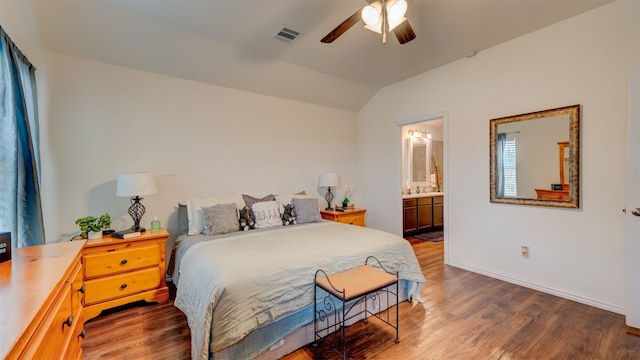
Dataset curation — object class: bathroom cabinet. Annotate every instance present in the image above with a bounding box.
[403,195,443,236]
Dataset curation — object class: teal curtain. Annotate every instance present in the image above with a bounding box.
[496,133,506,197]
[0,26,44,247]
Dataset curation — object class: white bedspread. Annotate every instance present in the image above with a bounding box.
[174,221,425,360]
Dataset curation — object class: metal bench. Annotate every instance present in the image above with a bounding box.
[314,256,399,359]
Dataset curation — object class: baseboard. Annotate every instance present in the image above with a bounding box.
[627,326,640,336]
[447,260,625,315]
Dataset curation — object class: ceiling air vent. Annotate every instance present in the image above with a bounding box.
[273,26,301,43]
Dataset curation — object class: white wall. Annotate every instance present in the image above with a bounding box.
[34,51,358,249]
[358,0,639,313]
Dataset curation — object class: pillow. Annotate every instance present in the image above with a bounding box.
[238,206,256,231]
[251,201,282,229]
[281,203,297,226]
[292,197,322,224]
[187,195,244,235]
[202,203,240,235]
[276,194,322,214]
[242,194,276,220]
[178,203,189,235]
[295,190,307,195]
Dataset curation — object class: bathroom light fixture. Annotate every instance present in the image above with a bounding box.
[318,172,340,210]
[408,129,431,139]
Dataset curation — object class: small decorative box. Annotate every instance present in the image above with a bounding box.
[0,232,11,263]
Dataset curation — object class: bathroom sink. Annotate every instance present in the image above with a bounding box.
[402,192,443,199]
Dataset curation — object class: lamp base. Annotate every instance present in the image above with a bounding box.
[324,187,335,211]
[130,225,146,232]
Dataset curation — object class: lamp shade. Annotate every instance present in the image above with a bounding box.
[318,172,340,188]
[116,172,157,197]
[362,3,381,26]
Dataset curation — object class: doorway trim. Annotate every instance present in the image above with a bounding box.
[396,111,450,264]
[626,68,640,329]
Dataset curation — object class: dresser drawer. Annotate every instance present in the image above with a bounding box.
[84,267,159,305]
[32,282,74,359]
[84,245,159,278]
[337,214,365,226]
[71,261,84,312]
[64,311,85,360]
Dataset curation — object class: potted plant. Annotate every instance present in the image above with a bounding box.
[75,213,111,239]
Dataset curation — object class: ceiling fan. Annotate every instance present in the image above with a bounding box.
[321,0,415,44]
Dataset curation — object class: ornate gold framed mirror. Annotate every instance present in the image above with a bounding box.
[489,104,580,208]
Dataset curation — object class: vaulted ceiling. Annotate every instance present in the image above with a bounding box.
[17,0,613,111]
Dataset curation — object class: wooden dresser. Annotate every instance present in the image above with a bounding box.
[320,209,366,226]
[80,229,170,321]
[535,188,569,201]
[0,240,86,360]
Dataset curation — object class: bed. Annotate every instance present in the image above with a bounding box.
[172,195,425,360]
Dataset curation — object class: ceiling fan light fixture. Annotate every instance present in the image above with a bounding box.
[362,3,382,26]
[387,0,408,22]
[365,16,406,34]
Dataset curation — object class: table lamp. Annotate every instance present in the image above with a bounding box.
[318,172,340,210]
[116,172,157,232]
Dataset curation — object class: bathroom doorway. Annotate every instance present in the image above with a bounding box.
[399,115,447,259]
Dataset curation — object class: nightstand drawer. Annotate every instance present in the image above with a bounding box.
[320,209,366,227]
[337,214,365,226]
[84,267,159,305]
[84,245,159,278]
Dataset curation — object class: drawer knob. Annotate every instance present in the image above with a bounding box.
[63,315,73,327]
[79,329,86,339]
[120,259,128,265]
[120,283,128,290]
[78,284,85,294]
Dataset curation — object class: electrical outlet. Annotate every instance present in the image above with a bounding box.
[521,246,529,258]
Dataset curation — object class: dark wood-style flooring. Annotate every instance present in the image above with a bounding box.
[83,238,640,359]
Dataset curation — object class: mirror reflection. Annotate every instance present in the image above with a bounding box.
[410,138,430,183]
[402,125,443,194]
[490,105,580,208]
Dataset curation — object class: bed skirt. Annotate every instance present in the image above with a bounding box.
[212,284,411,360]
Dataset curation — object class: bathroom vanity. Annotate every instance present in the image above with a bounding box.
[402,193,443,236]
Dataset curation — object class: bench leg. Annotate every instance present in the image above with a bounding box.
[342,297,346,360]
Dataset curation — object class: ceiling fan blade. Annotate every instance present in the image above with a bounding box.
[393,20,416,44]
[321,10,362,43]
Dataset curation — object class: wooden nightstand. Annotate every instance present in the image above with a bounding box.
[80,229,170,321]
[320,208,366,226]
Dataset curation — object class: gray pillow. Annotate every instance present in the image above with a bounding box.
[242,194,276,220]
[203,203,239,235]
[292,198,322,224]
[178,203,189,235]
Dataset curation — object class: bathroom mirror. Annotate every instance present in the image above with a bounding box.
[407,137,431,183]
[489,104,580,208]
[403,137,432,183]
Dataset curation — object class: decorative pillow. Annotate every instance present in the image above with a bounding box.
[238,206,256,231]
[281,204,297,226]
[186,195,244,235]
[202,203,240,235]
[276,194,322,214]
[295,190,307,195]
[292,197,322,224]
[251,201,282,229]
[242,194,276,220]
[178,203,189,235]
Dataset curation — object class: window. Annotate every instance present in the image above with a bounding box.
[503,138,517,197]
[0,26,44,247]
